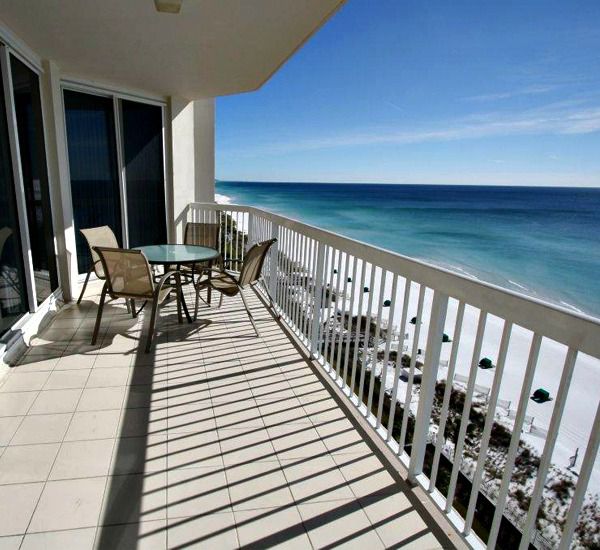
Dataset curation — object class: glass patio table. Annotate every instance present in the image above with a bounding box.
[134,244,220,322]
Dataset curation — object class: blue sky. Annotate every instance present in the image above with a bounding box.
[216,0,600,186]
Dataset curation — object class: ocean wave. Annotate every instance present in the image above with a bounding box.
[437,262,483,282]
[559,301,584,314]
[215,193,232,205]
[508,279,528,291]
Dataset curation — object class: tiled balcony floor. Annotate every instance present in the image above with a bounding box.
[0,280,448,549]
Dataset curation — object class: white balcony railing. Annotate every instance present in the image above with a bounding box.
[185,202,600,550]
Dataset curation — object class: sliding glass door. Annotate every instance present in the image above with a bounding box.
[0,64,28,335]
[121,100,167,248]
[64,89,167,272]
[11,55,58,304]
[63,90,123,273]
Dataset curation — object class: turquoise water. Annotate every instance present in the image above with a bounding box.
[217,181,600,318]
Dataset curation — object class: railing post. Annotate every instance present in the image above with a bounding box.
[310,242,325,357]
[247,211,254,246]
[408,290,449,482]
[269,221,279,305]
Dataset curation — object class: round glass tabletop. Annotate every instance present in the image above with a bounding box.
[134,244,220,265]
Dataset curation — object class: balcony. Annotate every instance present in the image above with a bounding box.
[1,202,599,549]
[0,278,455,548]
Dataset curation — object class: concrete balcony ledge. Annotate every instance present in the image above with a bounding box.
[0,280,462,549]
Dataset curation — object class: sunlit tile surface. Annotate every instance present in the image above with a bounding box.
[0,280,444,548]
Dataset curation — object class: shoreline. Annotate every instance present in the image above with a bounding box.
[216,190,594,319]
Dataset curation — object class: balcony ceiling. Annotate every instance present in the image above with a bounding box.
[0,0,344,99]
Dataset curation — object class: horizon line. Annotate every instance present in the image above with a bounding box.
[216,179,600,190]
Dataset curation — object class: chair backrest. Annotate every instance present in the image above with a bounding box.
[184,222,220,249]
[94,247,154,298]
[80,226,119,278]
[238,239,277,288]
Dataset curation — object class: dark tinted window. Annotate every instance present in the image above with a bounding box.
[64,90,122,273]
[121,100,167,247]
[11,55,58,304]
[0,71,28,335]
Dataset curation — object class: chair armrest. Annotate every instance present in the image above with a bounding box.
[155,270,181,294]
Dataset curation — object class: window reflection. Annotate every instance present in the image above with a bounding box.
[11,55,58,304]
[0,70,28,335]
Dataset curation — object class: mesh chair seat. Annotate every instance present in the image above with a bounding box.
[203,272,239,296]
[174,221,222,282]
[77,226,120,304]
[194,239,278,336]
[80,226,119,279]
[92,247,182,352]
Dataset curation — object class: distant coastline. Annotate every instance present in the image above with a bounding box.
[216,180,600,319]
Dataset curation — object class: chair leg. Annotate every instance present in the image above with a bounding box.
[91,283,108,345]
[126,299,132,315]
[194,285,201,321]
[240,289,259,337]
[260,279,280,319]
[77,268,92,304]
[145,299,160,353]
[130,299,136,318]
[175,274,183,324]
[218,293,224,309]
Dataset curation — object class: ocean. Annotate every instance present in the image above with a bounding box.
[216,181,600,319]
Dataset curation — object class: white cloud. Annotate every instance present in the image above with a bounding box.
[224,100,600,158]
[463,85,557,102]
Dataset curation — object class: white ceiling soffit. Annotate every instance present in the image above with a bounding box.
[0,0,345,99]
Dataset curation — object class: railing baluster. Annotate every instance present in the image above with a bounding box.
[358,264,377,403]
[367,269,388,414]
[386,278,412,440]
[317,245,331,363]
[398,284,426,455]
[328,250,344,375]
[269,221,279,308]
[302,235,311,339]
[376,274,399,430]
[350,259,367,393]
[428,300,465,491]
[342,256,359,388]
[281,227,291,324]
[336,252,351,379]
[558,399,600,550]
[445,310,488,512]
[408,290,449,481]
[301,234,310,338]
[234,210,240,268]
[322,249,337,373]
[310,242,326,358]
[464,320,513,535]
[519,347,578,549]
[293,231,302,333]
[487,333,542,549]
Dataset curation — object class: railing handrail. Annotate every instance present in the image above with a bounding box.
[188,201,600,358]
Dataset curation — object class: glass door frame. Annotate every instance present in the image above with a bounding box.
[0,43,46,318]
[60,81,169,262]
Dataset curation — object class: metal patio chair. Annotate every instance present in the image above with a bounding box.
[180,221,221,282]
[194,238,278,336]
[77,226,120,304]
[91,247,182,352]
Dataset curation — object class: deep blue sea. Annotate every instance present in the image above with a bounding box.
[217,181,600,318]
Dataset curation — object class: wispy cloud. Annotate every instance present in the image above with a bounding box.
[226,100,600,157]
[464,84,558,102]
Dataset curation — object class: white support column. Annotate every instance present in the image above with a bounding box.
[39,60,78,302]
[170,97,215,242]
